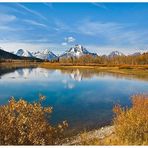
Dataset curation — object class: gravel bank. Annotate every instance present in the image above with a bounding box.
[63,125,114,145]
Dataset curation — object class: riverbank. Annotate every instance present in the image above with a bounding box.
[39,62,148,80]
[0,61,40,68]
[0,61,41,77]
[1,61,148,81]
[1,61,148,82]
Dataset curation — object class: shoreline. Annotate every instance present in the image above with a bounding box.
[1,61,148,81]
[62,125,114,145]
[39,62,148,81]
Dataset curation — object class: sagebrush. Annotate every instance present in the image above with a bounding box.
[113,94,148,145]
[78,94,148,145]
[0,96,68,145]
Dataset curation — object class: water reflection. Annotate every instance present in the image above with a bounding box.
[1,67,146,82]
[0,67,148,133]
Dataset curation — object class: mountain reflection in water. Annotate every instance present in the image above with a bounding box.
[0,67,148,133]
[0,67,144,82]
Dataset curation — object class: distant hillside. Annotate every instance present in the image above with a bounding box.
[0,48,21,60]
[0,48,42,61]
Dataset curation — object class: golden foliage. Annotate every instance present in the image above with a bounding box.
[0,96,68,145]
[113,94,148,145]
[77,94,148,145]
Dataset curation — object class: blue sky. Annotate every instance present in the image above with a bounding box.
[0,3,148,55]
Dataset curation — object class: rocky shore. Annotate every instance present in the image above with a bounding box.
[63,125,114,145]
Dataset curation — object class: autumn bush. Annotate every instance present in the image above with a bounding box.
[113,94,148,145]
[0,96,68,145]
[77,94,148,145]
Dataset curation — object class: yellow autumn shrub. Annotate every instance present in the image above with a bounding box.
[0,96,68,145]
[78,94,148,145]
[113,94,148,145]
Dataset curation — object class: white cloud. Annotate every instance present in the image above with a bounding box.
[76,19,123,36]
[64,36,76,43]
[61,36,76,46]
[61,42,67,46]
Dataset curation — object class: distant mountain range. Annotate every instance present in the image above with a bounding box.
[11,48,58,61]
[0,45,142,61]
[32,49,58,61]
[0,47,41,61]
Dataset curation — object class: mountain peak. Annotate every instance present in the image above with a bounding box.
[130,52,141,56]
[32,49,57,61]
[108,51,124,58]
[60,44,97,58]
[14,49,33,57]
[42,49,52,54]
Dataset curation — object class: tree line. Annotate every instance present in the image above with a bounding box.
[58,52,148,65]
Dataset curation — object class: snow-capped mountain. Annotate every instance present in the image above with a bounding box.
[0,48,21,60]
[32,49,58,61]
[130,52,141,56]
[14,49,33,57]
[60,44,98,59]
[108,51,124,58]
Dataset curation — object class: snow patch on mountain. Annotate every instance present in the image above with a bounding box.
[32,49,58,61]
[60,44,98,59]
[14,49,33,57]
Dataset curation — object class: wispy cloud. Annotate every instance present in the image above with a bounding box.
[69,19,148,48]
[43,3,54,9]
[92,3,108,10]
[23,19,48,28]
[54,19,71,32]
[16,3,48,21]
[0,14,16,24]
[1,3,148,55]
[75,19,123,36]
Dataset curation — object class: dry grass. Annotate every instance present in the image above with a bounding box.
[0,61,40,69]
[39,62,148,81]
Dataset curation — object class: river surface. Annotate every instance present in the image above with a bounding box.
[0,67,148,132]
